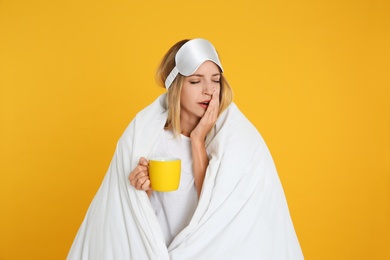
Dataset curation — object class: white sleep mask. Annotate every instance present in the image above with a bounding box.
[165,38,223,89]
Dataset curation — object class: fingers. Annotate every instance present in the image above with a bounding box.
[129,157,149,179]
[204,89,219,121]
[212,88,220,102]
[130,169,151,191]
[129,166,148,181]
[135,175,150,190]
[190,88,221,140]
[141,179,151,190]
[128,164,148,181]
[212,88,220,101]
[139,157,149,166]
[191,89,220,139]
[128,157,151,191]
[208,89,220,114]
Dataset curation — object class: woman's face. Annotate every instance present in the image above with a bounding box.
[180,61,221,122]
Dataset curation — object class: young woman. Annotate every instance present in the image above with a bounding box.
[68,39,303,259]
[128,39,233,246]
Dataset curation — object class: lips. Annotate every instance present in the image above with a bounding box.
[198,100,210,108]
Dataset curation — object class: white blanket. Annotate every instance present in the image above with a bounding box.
[68,94,303,259]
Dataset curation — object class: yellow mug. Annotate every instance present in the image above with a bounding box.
[149,157,181,192]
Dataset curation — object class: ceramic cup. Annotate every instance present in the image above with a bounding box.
[149,157,181,192]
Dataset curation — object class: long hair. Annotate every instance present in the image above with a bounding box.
[156,39,233,136]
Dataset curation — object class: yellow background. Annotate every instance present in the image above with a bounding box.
[1,0,389,259]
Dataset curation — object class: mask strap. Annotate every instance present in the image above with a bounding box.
[165,67,179,89]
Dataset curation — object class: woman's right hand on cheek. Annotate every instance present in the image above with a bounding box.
[128,157,151,191]
[190,88,220,142]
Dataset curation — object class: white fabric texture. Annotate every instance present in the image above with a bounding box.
[67,93,304,260]
[149,130,198,246]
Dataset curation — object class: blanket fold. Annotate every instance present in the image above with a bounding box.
[68,94,303,260]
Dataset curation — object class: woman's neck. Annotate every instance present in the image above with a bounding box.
[180,115,200,137]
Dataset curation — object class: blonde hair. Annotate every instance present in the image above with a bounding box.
[156,39,233,136]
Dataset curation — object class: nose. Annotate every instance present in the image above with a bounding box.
[203,80,214,96]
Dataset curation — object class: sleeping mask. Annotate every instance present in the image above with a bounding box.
[164,38,223,89]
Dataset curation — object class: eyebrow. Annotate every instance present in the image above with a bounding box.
[189,73,221,77]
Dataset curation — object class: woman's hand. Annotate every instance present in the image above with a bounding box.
[190,89,220,142]
[190,89,220,197]
[128,157,151,192]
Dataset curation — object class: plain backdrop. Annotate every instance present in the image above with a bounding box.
[0,0,389,259]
